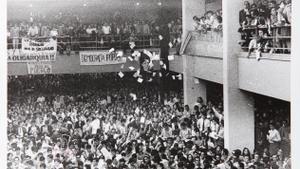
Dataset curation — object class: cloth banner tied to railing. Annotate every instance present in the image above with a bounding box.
[79,50,126,66]
[8,37,57,62]
[27,62,53,75]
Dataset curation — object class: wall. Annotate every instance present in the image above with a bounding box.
[8,49,161,75]
[205,0,222,12]
[239,56,290,101]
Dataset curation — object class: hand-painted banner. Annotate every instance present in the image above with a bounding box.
[27,62,52,74]
[80,50,126,66]
[8,38,57,62]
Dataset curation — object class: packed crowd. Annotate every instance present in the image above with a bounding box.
[254,95,291,161]
[8,19,182,38]
[238,0,291,58]
[192,9,223,33]
[7,73,291,169]
[7,10,182,51]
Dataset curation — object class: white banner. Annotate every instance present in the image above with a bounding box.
[27,62,52,74]
[8,38,57,62]
[80,50,126,66]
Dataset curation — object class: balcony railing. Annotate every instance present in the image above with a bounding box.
[239,25,291,54]
[7,33,181,53]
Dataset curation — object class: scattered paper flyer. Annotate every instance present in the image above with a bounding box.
[128,66,135,71]
[108,48,115,53]
[117,51,124,57]
[152,72,157,77]
[162,64,167,70]
[160,61,164,65]
[158,35,163,40]
[127,57,134,61]
[129,93,137,100]
[137,78,143,83]
[152,54,160,60]
[133,70,140,78]
[169,42,173,48]
[159,72,162,77]
[129,42,136,49]
[172,75,176,80]
[148,78,153,82]
[168,55,175,61]
[120,64,124,69]
[118,72,124,78]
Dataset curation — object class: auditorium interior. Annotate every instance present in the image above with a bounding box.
[6,0,292,168]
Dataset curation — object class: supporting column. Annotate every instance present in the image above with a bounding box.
[182,0,206,107]
[183,55,207,107]
[223,0,255,151]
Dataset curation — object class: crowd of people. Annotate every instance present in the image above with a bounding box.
[7,11,182,51]
[192,9,223,33]
[7,73,291,169]
[238,0,291,59]
[254,95,291,161]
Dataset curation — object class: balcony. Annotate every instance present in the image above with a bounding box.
[169,30,223,83]
[7,34,170,75]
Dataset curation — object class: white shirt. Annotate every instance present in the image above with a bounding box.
[102,26,111,35]
[197,117,205,132]
[91,118,100,135]
[267,129,281,143]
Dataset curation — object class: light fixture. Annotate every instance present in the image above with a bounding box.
[158,2,162,6]
[29,4,33,7]
[83,3,87,7]
[136,2,140,6]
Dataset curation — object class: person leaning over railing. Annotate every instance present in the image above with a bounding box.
[238,0,292,55]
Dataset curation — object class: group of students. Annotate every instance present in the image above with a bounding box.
[7,12,182,51]
[7,73,291,169]
[192,9,223,33]
[238,0,292,59]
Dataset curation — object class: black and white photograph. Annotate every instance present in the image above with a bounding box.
[2,0,300,168]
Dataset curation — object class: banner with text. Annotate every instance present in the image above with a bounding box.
[27,62,53,74]
[8,38,57,63]
[80,50,126,66]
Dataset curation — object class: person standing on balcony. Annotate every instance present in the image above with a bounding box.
[283,0,291,24]
[10,24,20,50]
[102,22,111,35]
[142,21,150,35]
[239,1,251,26]
[27,23,38,37]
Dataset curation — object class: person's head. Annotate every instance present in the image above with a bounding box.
[272,154,279,161]
[184,105,189,112]
[242,147,251,156]
[258,29,264,36]
[269,123,275,130]
[279,1,286,8]
[270,7,277,15]
[244,1,250,9]
[206,11,213,18]
[187,154,193,162]
[268,1,276,8]
[119,158,126,166]
[197,97,203,104]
